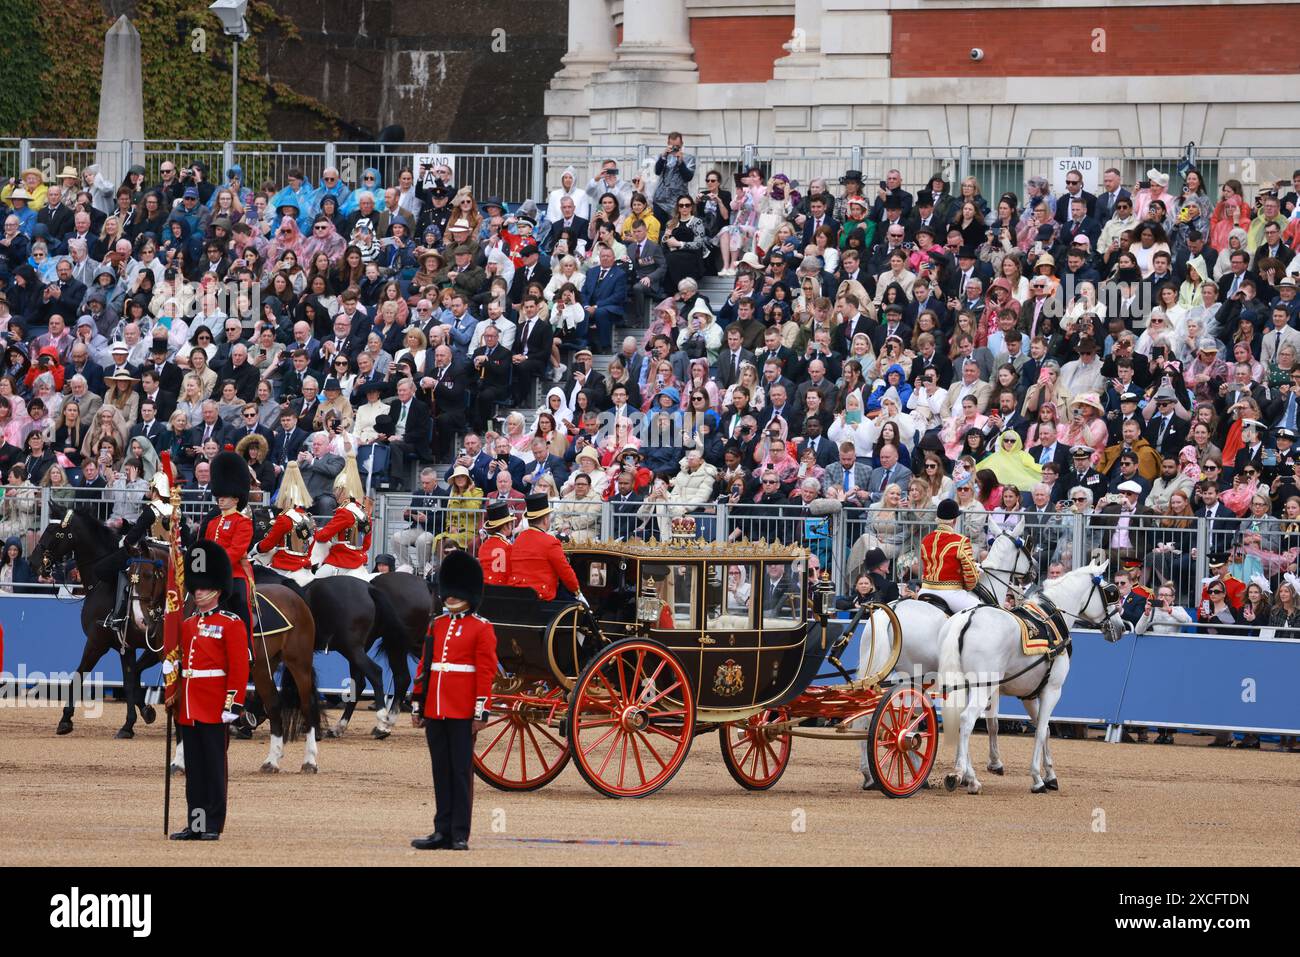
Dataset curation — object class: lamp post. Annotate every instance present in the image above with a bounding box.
[208,0,249,142]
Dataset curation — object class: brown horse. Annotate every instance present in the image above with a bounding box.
[33,511,323,773]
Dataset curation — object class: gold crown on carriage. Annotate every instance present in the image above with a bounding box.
[670,516,697,541]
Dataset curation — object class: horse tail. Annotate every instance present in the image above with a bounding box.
[279,663,319,743]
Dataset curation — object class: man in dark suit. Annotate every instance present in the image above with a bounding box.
[1053,173,1097,224]
[1217,249,1260,301]
[469,323,512,433]
[542,196,588,255]
[1252,221,1295,271]
[380,377,432,490]
[231,401,274,445]
[507,242,551,305]
[1143,388,1191,458]
[1093,168,1131,223]
[626,219,666,323]
[608,468,646,541]
[793,417,838,468]
[866,443,911,503]
[137,369,177,423]
[1025,420,1071,474]
[799,193,839,248]
[421,344,468,461]
[185,401,228,457]
[268,408,309,475]
[129,398,168,446]
[581,243,628,353]
[510,295,553,407]
[1195,481,1237,553]
[754,326,803,388]
[908,334,953,389]
[39,260,87,326]
[521,435,570,491]
[182,460,214,511]
[59,210,104,261]
[1058,196,1101,252]
[142,340,184,395]
[36,188,75,247]
[716,325,756,391]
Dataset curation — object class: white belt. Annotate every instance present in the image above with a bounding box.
[429,663,475,673]
[183,669,227,678]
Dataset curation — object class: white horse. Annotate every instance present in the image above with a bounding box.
[938,561,1126,794]
[855,532,1036,788]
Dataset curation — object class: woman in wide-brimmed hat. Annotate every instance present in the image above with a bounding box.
[104,370,141,426]
[1060,391,1109,461]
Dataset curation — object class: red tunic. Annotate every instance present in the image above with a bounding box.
[204,510,255,588]
[479,535,513,585]
[256,510,314,571]
[313,503,371,569]
[176,608,250,726]
[413,613,498,720]
[510,527,580,601]
[920,524,979,590]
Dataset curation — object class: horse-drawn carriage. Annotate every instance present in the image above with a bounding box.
[474,521,938,798]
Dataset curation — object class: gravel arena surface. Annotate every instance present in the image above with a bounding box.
[2,703,1297,866]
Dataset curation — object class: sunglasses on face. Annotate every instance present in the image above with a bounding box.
[242,412,257,418]
[323,177,337,183]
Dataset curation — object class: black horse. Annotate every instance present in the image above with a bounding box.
[32,512,161,739]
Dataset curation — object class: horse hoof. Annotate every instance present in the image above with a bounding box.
[943,773,959,792]
[260,762,280,774]
[301,763,318,774]
[1045,778,1059,791]
[56,719,73,736]
[987,763,1005,776]
[115,728,134,740]
[169,765,184,776]
[141,705,157,725]
[966,782,982,795]
[371,727,391,740]
[323,727,342,739]
[1031,782,1048,794]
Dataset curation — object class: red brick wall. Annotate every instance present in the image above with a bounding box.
[892,5,1294,76]
[691,16,793,83]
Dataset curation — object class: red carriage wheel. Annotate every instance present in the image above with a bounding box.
[569,639,695,799]
[473,685,571,791]
[867,684,938,798]
[719,709,792,790]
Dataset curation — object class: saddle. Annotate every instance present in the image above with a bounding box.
[251,589,292,637]
[912,582,998,616]
[1009,599,1069,658]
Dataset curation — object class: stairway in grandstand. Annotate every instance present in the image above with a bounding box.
[591,273,732,376]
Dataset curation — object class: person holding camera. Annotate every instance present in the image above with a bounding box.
[652,132,696,227]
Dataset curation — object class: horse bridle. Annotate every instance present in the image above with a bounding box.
[981,532,1039,597]
[39,511,77,577]
[1026,576,1123,639]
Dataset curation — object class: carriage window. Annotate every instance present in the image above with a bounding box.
[760,561,803,629]
[587,562,607,588]
[641,563,699,630]
[707,563,755,630]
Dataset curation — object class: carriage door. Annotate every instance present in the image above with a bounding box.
[755,559,806,705]
[697,563,761,710]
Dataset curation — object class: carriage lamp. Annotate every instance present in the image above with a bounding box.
[817,570,836,617]
[637,580,661,625]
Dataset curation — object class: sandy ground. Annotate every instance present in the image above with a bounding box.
[1,702,1297,866]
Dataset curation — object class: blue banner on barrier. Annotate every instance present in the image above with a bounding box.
[1120,633,1300,734]
[4,597,1298,733]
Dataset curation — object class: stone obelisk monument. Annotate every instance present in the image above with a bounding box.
[95,15,145,184]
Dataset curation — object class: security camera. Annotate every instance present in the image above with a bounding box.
[969,48,985,61]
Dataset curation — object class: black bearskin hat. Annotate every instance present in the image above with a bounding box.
[210,448,251,508]
[186,540,233,601]
[437,548,483,613]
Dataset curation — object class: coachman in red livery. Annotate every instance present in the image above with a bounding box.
[165,540,249,841]
[410,549,498,851]
[478,500,515,585]
[510,493,581,602]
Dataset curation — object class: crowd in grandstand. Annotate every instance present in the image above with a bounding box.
[3,138,1300,641]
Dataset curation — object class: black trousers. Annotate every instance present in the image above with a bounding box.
[424,718,474,843]
[511,359,546,406]
[180,721,229,834]
[472,384,507,433]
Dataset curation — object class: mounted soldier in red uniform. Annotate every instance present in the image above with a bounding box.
[254,460,315,589]
[312,454,373,580]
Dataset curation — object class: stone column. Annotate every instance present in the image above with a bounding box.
[611,0,696,78]
[552,0,617,88]
[95,15,145,183]
[771,0,822,80]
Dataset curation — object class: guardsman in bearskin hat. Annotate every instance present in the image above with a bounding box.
[254,460,316,589]
[312,454,373,580]
[105,452,184,630]
[410,549,498,851]
[478,501,515,585]
[205,448,256,642]
[510,492,582,602]
[917,498,980,614]
[165,540,250,841]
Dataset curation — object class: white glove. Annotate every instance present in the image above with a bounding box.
[161,659,176,676]
[577,591,590,607]
[221,711,239,724]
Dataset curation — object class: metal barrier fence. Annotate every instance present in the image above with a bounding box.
[6,487,1292,638]
[6,139,1299,207]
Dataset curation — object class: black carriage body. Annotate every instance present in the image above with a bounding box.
[479,541,831,715]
